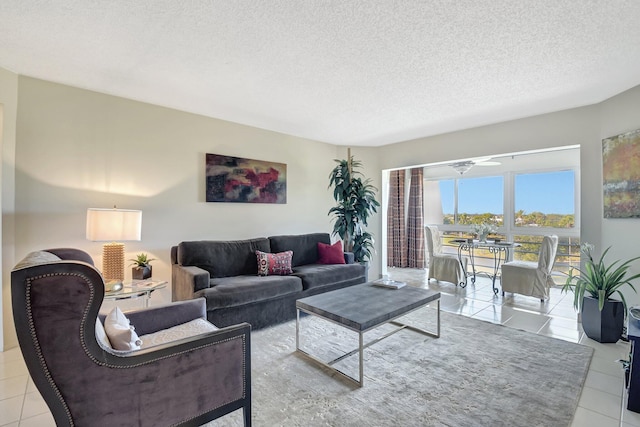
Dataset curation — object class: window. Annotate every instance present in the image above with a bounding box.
[514,170,575,228]
[436,176,504,226]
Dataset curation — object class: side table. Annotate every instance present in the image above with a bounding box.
[103,280,167,308]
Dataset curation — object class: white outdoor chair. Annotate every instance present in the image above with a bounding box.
[425,225,468,286]
[501,235,559,301]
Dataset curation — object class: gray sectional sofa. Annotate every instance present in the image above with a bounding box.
[171,233,367,329]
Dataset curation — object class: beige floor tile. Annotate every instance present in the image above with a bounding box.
[590,354,626,377]
[571,407,619,427]
[0,360,28,381]
[538,323,583,343]
[0,375,28,401]
[470,306,513,324]
[502,310,551,334]
[585,370,624,397]
[18,411,55,427]
[20,391,49,420]
[578,386,623,419]
[25,378,38,394]
[580,336,630,361]
[0,348,23,364]
[0,395,23,425]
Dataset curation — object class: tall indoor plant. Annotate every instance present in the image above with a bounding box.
[328,152,380,263]
[562,243,640,343]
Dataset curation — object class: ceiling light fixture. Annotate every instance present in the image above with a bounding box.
[450,161,475,175]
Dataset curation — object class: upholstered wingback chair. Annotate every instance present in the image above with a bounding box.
[425,226,468,286]
[12,248,251,427]
[501,235,559,301]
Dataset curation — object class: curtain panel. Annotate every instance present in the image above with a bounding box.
[407,168,425,268]
[387,170,407,267]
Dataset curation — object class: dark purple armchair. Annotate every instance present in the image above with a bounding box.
[11,248,251,427]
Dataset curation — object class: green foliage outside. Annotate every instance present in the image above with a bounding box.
[444,211,574,228]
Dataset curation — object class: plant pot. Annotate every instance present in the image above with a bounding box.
[581,295,624,343]
[132,265,152,280]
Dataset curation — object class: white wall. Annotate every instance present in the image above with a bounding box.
[0,68,18,351]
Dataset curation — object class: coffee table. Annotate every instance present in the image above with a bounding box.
[295,282,440,387]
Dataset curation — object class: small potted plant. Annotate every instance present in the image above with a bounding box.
[562,243,640,343]
[130,253,156,280]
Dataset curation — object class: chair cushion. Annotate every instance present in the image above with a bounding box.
[502,260,537,270]
[197,275,303,310]
[104,307,142,351]
[256,250,293,276]
[138,318,218,350]
[317,241,346,265]
[13,251,61,269]
[293,263,365,290]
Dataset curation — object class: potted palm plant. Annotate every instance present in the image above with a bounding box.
[328,153,380,263]
[130,253,156,280]
[562,243,640,343]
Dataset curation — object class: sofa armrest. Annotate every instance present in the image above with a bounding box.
[124,298,207,335]
[344,251,355,264]
[172,264,210,301]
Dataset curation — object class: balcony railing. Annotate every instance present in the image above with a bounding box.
[440,231,580,284]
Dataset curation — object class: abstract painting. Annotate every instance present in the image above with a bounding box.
[206,154,287,203]
[603,128,640,218]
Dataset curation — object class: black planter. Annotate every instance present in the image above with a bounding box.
[581,296,624,343]
[132,265,152,280]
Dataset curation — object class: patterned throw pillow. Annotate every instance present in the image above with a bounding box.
[256,250,294,276]
[317,241,346,264]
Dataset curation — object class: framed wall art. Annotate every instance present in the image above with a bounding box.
[206,153,287,204]
[602,128,640,218]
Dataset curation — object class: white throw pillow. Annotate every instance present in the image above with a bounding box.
[104,307,142,351]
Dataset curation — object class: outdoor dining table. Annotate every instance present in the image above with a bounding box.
[451,239,520,295]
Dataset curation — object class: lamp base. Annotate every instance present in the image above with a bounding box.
[102,242,125,281]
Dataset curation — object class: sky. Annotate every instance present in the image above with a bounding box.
[440,171,575,215]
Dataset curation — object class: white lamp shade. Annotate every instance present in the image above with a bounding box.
[86,208,142,242]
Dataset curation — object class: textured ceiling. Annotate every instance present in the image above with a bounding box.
[2,1,640,147]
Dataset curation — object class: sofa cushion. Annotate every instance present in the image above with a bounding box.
[196,275,302,310]
[292,263,366,290]
[317,241,346,265]
[178,238,271,277]
[256,250,293,276]
[269,233,331,267]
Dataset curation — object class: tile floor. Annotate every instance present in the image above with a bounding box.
[0,268,637,426]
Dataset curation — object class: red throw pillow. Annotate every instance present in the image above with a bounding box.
[317,241,346,264]
[256,250,293,276]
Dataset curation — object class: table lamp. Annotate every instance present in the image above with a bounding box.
[86,208,142,283]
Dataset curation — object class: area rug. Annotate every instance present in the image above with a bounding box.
[211,309,593,427]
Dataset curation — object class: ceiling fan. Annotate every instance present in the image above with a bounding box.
[449,157,501,175]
